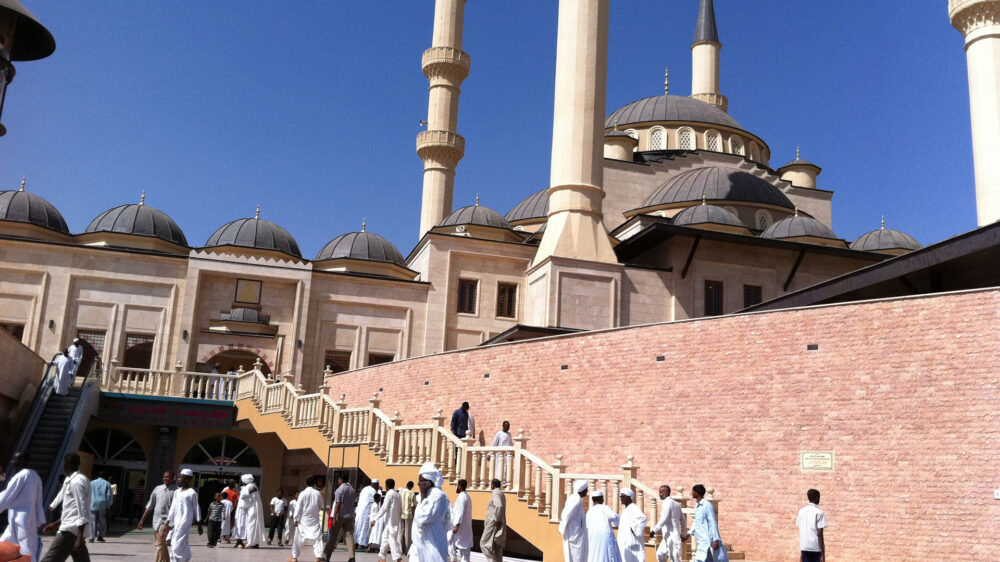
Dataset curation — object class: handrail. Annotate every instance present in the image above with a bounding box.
[43,368,100,502]
[8,355,59,464]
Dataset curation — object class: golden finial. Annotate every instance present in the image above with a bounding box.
[613,117,620,131]
[796,145,801,159]
[701,191,707,205]
[664,66,670,95]
[475,193,480,206]
[255,205,260,219]
[881,215,885,230]
[361,217,367,232]
[794,207,799,217]
[140,190,145,205]
[19,177,25,192]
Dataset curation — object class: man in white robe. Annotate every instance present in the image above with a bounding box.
[52,351,73,395]
[586,491,621,562]
[220,495,234,543]
[354,479,378,548]
[448,479,472,562]
[164,469,202,562]
[0,452,45,559]
[234,473,265,548]
[372,477,402,562]
[489,421,513,484]
[617,490,647,562]
[559,479,589,562]
[67,339,84,377]
[291,476,324,562]
[650,486,685,562]
[283,491,298,546]
[409,462,451,562]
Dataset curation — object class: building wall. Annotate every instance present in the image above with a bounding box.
[0,329,46,458]
[323,289,1000,560]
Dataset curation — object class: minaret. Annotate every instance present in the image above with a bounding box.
[690,0,728,112]
[950,0,1000,226]
[417,0,470,238]
[530,0,616,267]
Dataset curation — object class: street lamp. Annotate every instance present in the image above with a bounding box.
[0,0,54,137]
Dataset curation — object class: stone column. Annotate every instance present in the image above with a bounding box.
[951,0,1000,226]
[417,0,470,237]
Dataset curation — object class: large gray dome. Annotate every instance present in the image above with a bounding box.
[850,228,921,253]
[0,189,69,234]
[316,231,405,266]
[641,167,794,210]
[761,215,837,240]
[441,205,512,229]
[86,203,188,246]
[672,204,746,229]
[205,217,301,258]
[506,189,549,223]
[606,95,743,130]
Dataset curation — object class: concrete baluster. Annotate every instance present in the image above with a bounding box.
[550,455,565,522]
[621,454,638,498]
[429,408,445,468]
[331,394,347,442]
[512,430,528,494]
[461,432,475,484]
[366,393,381,448]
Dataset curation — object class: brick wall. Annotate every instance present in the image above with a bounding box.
[326,289,1000,560]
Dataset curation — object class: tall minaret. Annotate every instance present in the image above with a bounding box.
[417,0,470,237]
[950,0,1000,226]
[690,0,728,112]
[530,0,616,267]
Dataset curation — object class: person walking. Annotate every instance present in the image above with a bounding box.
[40,453,91,562]
[283,491,299,546]
[67,339,84,378]
[267,488,288,546]
[291,476,325,562]
[796,489,827,562]
[399,481,417,552]
[219,491,234,544]
[88,472,113,543]
[52,350,73,396]
[683,485,727,562]
[0,452,45,559]
[325,473,357,562]
[234,474,265,548]
[585,491,621,562]
[448,479,472,562]
[409,463,451,562]
[138,471,177,562]
[164,469,202,562]
[480,479,506,562]
[490,422,513,484]
[650,485,685,562]
[353,480,378,549]
[127,479,146,526]
[204,493,226,548]
[559,480,589,562]
[372,478,402,562]
[449,402,470,440]
[617,490,647,562]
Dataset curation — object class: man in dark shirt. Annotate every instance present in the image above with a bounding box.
[325,473,357,562]
[450,402,470,438]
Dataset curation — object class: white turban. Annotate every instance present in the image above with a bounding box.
[620,488,635,499]
[574,479,588,493]
[241,474,255,484]
[418,462,444,488]
[371,479,379,484]
[591,490,604,498]
[179,468,194,477]
[72,338,80,344]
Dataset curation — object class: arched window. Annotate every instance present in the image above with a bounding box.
[625,129,639,152]
[706,130,721,152]
[182,435,261,471]
[678,128,695,151]
[649,127,666,151]
[81,428,147,469]
[749,142,761,162]
[724,206,739,217]
[730,136,744,156]
[755,210,772,231]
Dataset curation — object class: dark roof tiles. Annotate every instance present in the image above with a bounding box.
[851,228,922,252]
[0,189,69,234]
[606,95,742,130]
[672,204,746,228]
[205,217,301,258]
[441,205,512,229]
[316,231,405,266]
[694,0,720,44]
[506,189,549,223]
[86,204,188,246]
[761,215,838,240]
[641,167,795,210]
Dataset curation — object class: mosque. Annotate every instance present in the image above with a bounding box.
[1,0,998,560]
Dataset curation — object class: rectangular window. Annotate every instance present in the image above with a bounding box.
[77,329,107,356]
[367,353,394,366]
[0,323,24,342]
[457,279,478,314]
[123,333,155,369]
[704,280,724,316]
[324,350,352,373]
[743,285,763,308]
[496,283,518,319]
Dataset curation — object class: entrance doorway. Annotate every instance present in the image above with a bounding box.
[200,350,272,376]
[79,428,148,520]
[180,435,262,514]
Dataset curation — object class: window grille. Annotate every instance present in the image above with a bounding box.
[496,283,518,318]
[704,280,724,316]
[458,279,478,314]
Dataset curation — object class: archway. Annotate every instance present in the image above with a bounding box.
[203,349,271,375]
[79,428,148,519]
[74,338,102,377]
[181,435,262,513]
[122,339,154,369]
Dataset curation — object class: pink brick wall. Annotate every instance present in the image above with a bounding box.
[326,289,1000,560]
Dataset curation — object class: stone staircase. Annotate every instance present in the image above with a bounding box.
[232,363,745,561]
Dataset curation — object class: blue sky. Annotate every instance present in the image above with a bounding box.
[5,2,975,257]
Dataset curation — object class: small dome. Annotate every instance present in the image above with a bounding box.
[606,95,743,131]
[672,204,746,228]
[0,189,69,234]
[441,205,512,229]
[222,308,269,324]
[850,228,922,253]
[316,231,405,266]
[205,217,301,258]
[780,156,820,170]
[761,215,837,240]
[641,167,795,210]
[506,189,549,223]
[85,203,188,246]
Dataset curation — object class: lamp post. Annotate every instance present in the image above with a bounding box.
[0,0,55,137]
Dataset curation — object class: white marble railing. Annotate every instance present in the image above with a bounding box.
[101,361,238,401]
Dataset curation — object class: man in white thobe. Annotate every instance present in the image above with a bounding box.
[41,453,91,562]
[354,479,379,548]
[586,491,621,562]
[448,479,472,562]
[291,476,324,562]
[164,469,202,562]
[0,452,45,559]
[617,490,647,562]
[220,495,233,543]
[650,486,685,562]
[283,491,298,546]
[409,462,451,562]
[559,479,588,562]
[52,351,73,395]
[67,338,84,377]
[234,473,265,548]
[490,421,513,483]
[372,477,402,562]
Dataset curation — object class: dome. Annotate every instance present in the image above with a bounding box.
[441,205,512,229]
[606,95,743,131]
[506,189,549,223]
[85,203,188,246]
[672,204,746,229]
[316,231,405,266]
[641,167,795,210]
[850,228,922,253]
[205,217,301,258]
[761,215,838,240]
[780,156,820,170]
[0,189,69,234]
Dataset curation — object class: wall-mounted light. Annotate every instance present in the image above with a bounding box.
[48,319,54,329]
[182,329,189,341]
[297,339,303,349]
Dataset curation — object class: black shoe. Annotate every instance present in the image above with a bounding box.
[97,537,105,543]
